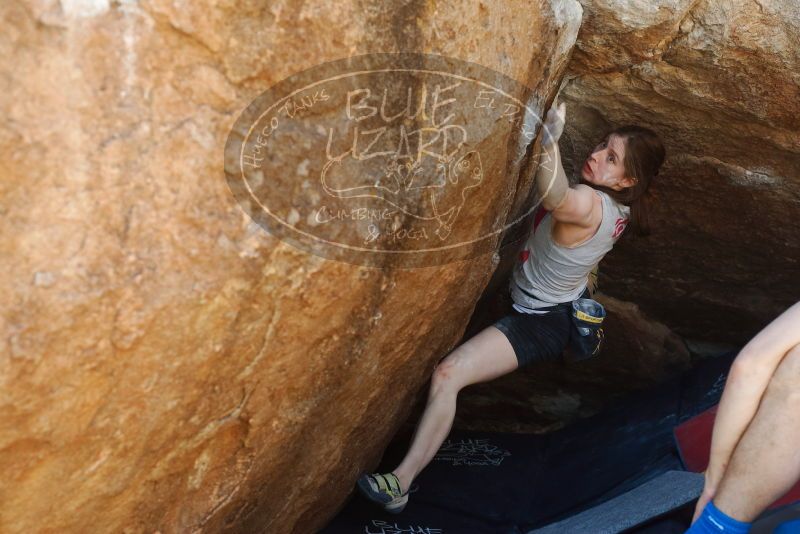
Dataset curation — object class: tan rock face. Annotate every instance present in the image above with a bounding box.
[8,0,793,530]
[569,0,698,73]
[560,0,800,343]
[0,1,581,533]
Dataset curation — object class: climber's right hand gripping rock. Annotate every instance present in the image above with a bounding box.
[541,98,566,149]
[535,98,569,211]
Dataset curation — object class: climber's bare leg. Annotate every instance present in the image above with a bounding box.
[713,344,800,521]
[391,325,518,493]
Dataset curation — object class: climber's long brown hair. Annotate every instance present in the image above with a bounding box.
[584,125,665,236]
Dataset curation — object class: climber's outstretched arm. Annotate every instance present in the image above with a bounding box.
[534,140,569,212]
[534,101,598,227]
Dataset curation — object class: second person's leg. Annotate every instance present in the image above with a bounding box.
[712,343,800,521]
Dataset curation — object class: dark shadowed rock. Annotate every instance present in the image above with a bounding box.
[560,0,800,344]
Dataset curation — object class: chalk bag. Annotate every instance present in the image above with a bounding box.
[566,298,606,362]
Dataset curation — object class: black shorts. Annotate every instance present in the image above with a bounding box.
[492,308,570,368]
[492,288,590,368]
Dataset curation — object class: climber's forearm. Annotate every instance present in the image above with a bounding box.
[535,142,569,211]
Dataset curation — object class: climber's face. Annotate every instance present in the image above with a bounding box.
[580,134,636,191]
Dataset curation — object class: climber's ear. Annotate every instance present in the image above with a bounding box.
[619,174,637,189]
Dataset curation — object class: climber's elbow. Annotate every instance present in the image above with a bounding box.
[541,190,567,212]
[536,174,569,212]
[551,185,596,226]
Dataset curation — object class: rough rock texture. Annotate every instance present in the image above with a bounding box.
[0,1,581,533]
[559,0,800,344]
[6,0,797,531]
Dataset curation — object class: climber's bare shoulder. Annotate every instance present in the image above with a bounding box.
[550,184,602,228]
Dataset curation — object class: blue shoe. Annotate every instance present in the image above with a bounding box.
[356,472,409,513]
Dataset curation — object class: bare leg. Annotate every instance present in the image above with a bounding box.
[390,325,519,493]
[713,343,800,522]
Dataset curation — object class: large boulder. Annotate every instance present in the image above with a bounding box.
[0,1,582,532]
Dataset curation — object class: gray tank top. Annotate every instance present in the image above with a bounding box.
[510,189,631,313]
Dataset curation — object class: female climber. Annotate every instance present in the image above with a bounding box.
[356,98,666,513]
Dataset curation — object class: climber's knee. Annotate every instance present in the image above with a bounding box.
[430,350,470,396]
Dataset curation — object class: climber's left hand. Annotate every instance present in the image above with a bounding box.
[541,97,566,148]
